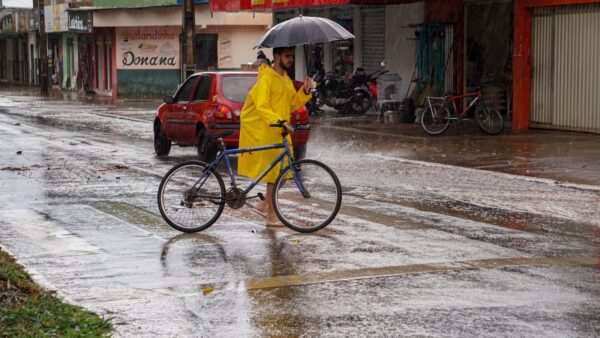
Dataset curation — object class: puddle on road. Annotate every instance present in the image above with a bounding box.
[340,204,433,231]
[0,208,101,256]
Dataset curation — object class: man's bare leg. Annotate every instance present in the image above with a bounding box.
[265,183,283,226]
[253,200,268,213]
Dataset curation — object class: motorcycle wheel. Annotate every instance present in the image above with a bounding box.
[352,93,373,115]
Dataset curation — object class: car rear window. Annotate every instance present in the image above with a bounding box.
[221,75,257,103]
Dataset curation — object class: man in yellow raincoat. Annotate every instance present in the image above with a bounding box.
[238,46,312,226]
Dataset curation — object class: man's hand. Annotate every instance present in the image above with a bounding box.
[303,75,312,95]
[284,122,295,135]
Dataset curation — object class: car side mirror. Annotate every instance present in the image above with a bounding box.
[163,96,174,104]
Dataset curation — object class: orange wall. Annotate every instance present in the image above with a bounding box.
[512,0,600,132]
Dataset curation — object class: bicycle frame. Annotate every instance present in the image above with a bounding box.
[427,91,482,119]
[194,135,309,198]
[450,91,482,118]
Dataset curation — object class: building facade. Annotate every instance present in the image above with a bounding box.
[92,0,271,97]
[210,0,465,106]
[1,0,271,98]
[0,6,37,84]
[513,0,600,133]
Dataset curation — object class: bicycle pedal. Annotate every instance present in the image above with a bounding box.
[257,192,265,201]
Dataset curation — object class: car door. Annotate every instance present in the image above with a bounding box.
[185,75,212,144]
[166,75,198,141]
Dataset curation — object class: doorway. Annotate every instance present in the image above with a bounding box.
[195,34,218,71]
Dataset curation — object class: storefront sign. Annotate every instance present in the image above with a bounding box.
[44,4,69,33]
[68,11,93,33]
[116,27,180,70]
[176,0,209,3]
[211,0,348,11]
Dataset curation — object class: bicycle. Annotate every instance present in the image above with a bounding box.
[420,90,504,135]
[157,120,342,233]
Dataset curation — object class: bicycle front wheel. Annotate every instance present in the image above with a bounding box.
[421,102,450,135]
[273,159,342,233]
[475,102,504,135]
[158,161,225,233]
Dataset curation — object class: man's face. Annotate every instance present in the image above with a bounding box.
[277,49,295,71]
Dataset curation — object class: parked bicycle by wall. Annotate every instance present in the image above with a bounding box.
[420,90,504,135]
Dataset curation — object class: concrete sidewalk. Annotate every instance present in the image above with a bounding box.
[2,83,600,186]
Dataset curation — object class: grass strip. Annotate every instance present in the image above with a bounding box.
[0,249,113,337]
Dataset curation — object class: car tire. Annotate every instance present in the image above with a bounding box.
[197,129,217,163]
[294,144,307,160]
[154,122,171,156]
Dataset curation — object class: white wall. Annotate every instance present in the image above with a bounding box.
[195,4,272,27]
[385,2,425,100]
[199,25,269,70]
[94,6,181,27]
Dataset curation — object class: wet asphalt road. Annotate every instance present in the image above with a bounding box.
[0,89,599,337]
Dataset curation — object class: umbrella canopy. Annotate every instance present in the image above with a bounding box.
[255,15,354,49]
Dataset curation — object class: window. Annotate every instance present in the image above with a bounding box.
[174,76,198,102]
[192,76,211,101]
[221,75,257,103]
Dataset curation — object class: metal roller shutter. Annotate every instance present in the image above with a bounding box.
[361,7,385,74]
[531,4,600,133]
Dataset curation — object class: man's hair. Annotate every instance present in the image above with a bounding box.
[273,46,296,56]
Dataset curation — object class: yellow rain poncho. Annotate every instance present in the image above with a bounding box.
[238,64,311,184]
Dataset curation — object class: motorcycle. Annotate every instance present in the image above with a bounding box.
[307,61,388,116]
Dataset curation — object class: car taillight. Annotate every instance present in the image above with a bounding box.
[293,106,308,122]
[215,105,233,119]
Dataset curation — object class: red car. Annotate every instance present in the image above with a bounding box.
[154,71,310,161]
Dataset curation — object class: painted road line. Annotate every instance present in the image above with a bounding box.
[159,256,598,296]
[241,256,598,290]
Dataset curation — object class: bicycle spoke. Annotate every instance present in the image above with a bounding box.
[158,161,225,232]
[273,160,342,233]
[421,102,450,135]
[475,104,504,135]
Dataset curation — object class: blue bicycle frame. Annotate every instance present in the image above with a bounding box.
[196,136,309,198]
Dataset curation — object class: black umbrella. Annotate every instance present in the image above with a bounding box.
[255,15,354,49]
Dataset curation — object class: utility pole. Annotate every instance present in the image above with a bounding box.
[35,0,48,95]
[182,0,195,81]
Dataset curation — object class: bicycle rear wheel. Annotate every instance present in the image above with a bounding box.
[421,102,451,135]
[273,159,342,233]
[158,161,225,233]
[475,102,504,135]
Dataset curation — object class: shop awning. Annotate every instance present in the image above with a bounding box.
[210,0,417,12]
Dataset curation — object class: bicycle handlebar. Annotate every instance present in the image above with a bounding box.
[269,120,297,137]
[269,120,287,128]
